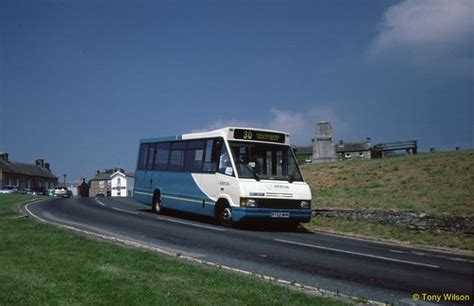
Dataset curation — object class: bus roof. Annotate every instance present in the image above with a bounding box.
[140,127,291,145]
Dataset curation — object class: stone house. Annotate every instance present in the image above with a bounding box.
[67,178,90,197]
[89,170,113,197]
[0,152,58,190]
[335,139,371,160]
[77,178,90,197]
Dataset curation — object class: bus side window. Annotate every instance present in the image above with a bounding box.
[168,142,186,171]
[184,140,205,172]
[146,144,156,170]
[202,139,217,172]
[154,142,170,170]
[138,144,148,170]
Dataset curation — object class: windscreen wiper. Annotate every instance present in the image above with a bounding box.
[288,167,298,183]
[248,165,261,181]
[240,163,260,181]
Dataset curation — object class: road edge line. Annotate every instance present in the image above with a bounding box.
[307,227,474,257]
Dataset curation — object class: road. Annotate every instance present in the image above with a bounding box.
[25,197,473,305]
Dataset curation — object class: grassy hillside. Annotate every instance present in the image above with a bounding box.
[301,150,474,215]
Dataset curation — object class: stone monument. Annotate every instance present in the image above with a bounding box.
[312,121,337,163]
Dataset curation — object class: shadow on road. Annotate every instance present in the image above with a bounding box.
[137,208,312,233]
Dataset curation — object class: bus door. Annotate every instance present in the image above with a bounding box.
[194,138,222,214]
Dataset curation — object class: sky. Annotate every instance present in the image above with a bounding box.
[1,0,472,182]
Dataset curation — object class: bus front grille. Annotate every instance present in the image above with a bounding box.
[256,199,308,209]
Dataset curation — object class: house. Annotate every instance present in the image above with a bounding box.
[89,168,134,197]
[110,170,134,197]
[77,178,90,197]
[0,152,58,189]
[335,139,372,160]
[67,178,89,197]
[89,169,113,197]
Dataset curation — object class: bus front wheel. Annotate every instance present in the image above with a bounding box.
[152,193,163,214]
[218,204,233,227]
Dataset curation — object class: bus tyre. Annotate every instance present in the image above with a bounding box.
[218,205,233,227]
[152,194,162,214]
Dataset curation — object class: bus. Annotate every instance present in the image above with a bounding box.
[133,127,312,227]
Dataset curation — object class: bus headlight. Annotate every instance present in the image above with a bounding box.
[240,198,257,207]
[300,201,310,209]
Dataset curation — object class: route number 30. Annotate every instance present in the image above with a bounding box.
[243,131,253,140]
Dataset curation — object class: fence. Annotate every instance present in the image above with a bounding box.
[371,140,417,158]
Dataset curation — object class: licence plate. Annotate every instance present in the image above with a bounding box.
[271,212,290,218]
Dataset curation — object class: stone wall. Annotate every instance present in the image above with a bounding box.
[313,209,474,235]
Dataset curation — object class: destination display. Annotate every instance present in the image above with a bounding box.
[233,129,286,144]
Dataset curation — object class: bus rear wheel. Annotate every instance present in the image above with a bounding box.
[152,193,163,214]
[218,205,233,227]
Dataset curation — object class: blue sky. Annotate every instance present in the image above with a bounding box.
[1,0,472,181]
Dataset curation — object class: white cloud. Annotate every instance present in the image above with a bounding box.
[369,0,473,72]
[194,106,350,145]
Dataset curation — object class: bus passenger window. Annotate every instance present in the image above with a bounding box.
[138,144,148,170]
[154,142,170,170]
[185,140,205,172]
[202,139,217,172]
[146,144,156,170]
[169,142,186,171]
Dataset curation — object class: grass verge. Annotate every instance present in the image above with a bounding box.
[0,195,344,305]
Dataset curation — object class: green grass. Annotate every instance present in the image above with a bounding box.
[301,150,474,251]
[0,195,344,305]
[301,150,474,215]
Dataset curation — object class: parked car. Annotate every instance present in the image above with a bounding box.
[32,186,49,196]
[24,188,34,195]
[54,187,71,198]
[0,186,21,194]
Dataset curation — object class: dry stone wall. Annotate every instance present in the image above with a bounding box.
[313,209,474,235]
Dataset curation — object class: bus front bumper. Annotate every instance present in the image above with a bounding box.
[232,207,312,223]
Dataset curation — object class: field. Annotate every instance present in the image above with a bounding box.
[301,150,474,251]
[0,194,344,306]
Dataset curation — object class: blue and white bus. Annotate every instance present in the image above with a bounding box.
[133,127,312,227]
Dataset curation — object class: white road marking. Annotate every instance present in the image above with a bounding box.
[393,248,474,264]
[111,207,139,215]
[389,249,406,254]
[96,199,106,206]
[156,216,226,232]
[275,239,440,269]
[449,257,474,263]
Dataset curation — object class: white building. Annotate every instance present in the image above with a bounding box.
[110,170,134,197]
